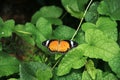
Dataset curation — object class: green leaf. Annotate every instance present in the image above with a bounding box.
[15,22,37,35]
[36,66,52,80]
[36,17,52,38]
[96,17,117,41]
[53,25,75,39]
[74,31,85,44]
[85,60,96,80]
[35,33,48,53]
[80,29,119,61]
[20,62,52,80]
[45,17,63,25]
[20,35,35,46]
[14,23,36,46]
[57,46,87,76]
[109,54,120,78]
[82,17,117,41]
[25,23,38,34]
[61,0,89,19]
[0,19,15,37]
[0,42,2,51]
[82,71,92,80]
[95,69,103,80]
[0,52,19,77]
[31,6,63,24]
[0,17,4,25]
[103,72,118,80]
[54,70,82,80]
[8,78,18,80]
[97,0,120,20]
[85,2,99,23]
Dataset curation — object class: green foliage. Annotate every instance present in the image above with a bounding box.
[36,17,52,38]
[61,0,89,19]
[97,0,120,20]
[85,2,99,23]
[0,19,15,37]
[53,25,75,39]
[0,0,120,80]
[20,62,52,80]
[0,52,19,77]
[82,60,118,80]
[31,6,63,24]
[54,70,82,80]
[109,54,120,78]
[82,17,117,41]
[57,47,87,76]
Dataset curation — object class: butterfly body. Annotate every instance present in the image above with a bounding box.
[42,40,78,53]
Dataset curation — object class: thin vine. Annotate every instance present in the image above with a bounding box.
[52,0,93,70]
[71,0,93,40]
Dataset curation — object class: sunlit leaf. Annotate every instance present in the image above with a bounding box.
[82,71,91,80]
[80,29,119,61]
[97,0,120,20]
[82,17,117,41]
[85,60,96,80]
[57,46,87,76]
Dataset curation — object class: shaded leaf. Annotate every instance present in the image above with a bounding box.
[85,2,99,23]
[97,0,120,20]
[19,35,35,46]
[0,52,19,77]
[36,17,52,38]
[53,25,75,39]
[0,42,2,51]
[31,6,63,23]
[74,31,85,44]
[14,23,36,46]
[45,18,63,25]
[103,72,118,80]
[36,66,52,80]
[0,19,15,37]
[54,70,82,80]
[20,62,52,80]
[61,0,89,19]
[109,54,120,78]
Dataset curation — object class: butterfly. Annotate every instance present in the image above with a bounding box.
[42,39,78,53]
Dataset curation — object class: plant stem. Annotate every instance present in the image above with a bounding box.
[52,0,93,71]
[71,0,93,40]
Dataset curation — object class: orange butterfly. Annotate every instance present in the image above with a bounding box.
[42,40,78,53]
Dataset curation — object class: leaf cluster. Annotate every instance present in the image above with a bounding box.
[0,0,120,80]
